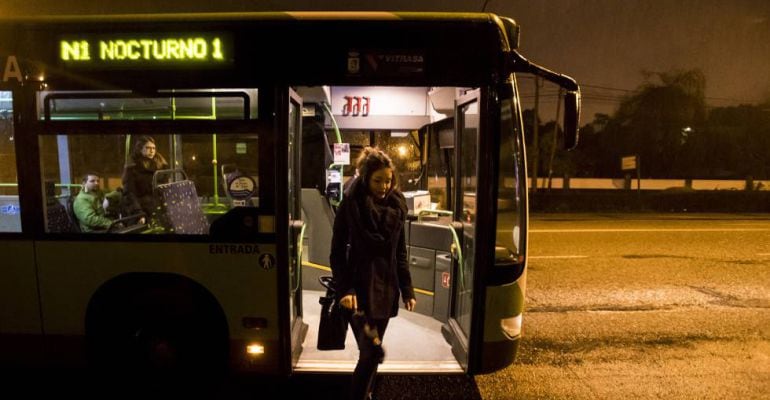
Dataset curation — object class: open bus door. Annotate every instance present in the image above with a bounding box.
[442,88,482,371]
[285,88,308,369]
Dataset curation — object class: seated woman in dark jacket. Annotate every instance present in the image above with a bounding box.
[121,136,169,219]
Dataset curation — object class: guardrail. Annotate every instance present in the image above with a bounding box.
[526,178,770,191]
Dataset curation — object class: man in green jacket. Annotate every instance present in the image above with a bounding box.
[74,173,117,232]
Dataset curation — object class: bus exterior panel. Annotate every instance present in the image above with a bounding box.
[34,240,281,372]
[0,240,41,365]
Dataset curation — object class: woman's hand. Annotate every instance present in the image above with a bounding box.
[340,294,357,310]
[404,298,417,311]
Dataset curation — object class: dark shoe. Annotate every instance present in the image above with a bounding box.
[373,345,385,364]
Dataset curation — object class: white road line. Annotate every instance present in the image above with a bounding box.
[530,228,770,233]
[529,255,588,259]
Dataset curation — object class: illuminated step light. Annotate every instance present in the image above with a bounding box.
[246,343,265,356]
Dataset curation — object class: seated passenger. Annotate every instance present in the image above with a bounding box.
[122,135,169,219]
[73,173,117,232]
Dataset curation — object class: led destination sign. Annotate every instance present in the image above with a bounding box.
[59,33,232,68]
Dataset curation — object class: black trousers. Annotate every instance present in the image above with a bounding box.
[349,314,389,400]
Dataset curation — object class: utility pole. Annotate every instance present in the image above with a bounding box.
[547,88,564,190]
[530,77,541,192]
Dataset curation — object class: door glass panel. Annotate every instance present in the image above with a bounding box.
[288,96,301,323]
[496,98,525,258]
[0,91,19,232]
[456,99,478,339]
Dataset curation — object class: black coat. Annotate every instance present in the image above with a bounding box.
[121,156,168,216]
[330,178,415,319]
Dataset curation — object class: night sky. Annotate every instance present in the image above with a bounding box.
[4,0,770,122]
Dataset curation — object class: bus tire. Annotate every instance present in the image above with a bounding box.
[86,282,228,393]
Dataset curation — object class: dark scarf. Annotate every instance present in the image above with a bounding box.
[131,154,167,172]
[347,178,407,252]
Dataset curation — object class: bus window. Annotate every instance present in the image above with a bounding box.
[0,91,20,232]
[460,101,479,223]
[378,131,422,193]
[39,132,260,235]
[38,89,258,121]
[426,121,454,211]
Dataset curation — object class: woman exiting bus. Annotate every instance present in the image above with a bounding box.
[330,147,417,400]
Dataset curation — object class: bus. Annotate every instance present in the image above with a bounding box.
[0,12,579,381]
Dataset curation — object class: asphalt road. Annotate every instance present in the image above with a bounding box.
[476,213,770,399]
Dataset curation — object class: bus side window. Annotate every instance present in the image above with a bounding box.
[0,91,20,233]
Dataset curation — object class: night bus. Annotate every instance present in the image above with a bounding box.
[0,12,579,381]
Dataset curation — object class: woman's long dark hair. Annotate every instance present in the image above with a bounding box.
[355,146,398,196]
[130,135,167,169]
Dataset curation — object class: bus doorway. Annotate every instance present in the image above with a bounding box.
[293,85,475,374]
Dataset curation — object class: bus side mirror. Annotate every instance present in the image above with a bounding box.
[563,90,580,151]
[506,50,581,150]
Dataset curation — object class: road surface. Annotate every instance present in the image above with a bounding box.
[476,213,770,399]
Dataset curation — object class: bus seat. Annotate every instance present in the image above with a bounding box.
[47,197,78,233]
[221,164,258,207]
[66,196,82,233]
[156,180,209,234]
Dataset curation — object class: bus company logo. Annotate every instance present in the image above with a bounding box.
[341,96,370,117]
[382,54,423,63]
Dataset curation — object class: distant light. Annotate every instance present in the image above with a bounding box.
[398,145,407,157]
[191,155,196,161]
[682,126,693,133]
[246,343,264,355]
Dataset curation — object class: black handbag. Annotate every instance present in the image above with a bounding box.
[317,276,349,350]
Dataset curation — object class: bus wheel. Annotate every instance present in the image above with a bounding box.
[87,286,228,392]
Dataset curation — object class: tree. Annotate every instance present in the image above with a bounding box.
[699,104,770,179]
[569,69,708,178]
[615,69,707,177]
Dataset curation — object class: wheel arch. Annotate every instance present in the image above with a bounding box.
[84,271,230,359]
